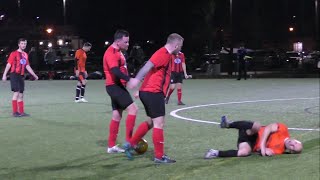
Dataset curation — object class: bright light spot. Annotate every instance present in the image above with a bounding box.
[57,39,64,46]
[36,16,40,19]
[65,42,69,45]
[293,15,296,18]
[0,15,4,18]
[289,27,294,32]
[105,41,109,46]
[46,28,53,34]
[48,42,53,47]
[39,41,44,45]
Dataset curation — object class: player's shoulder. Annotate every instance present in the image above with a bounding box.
[10,50,19,55]
[276,123,288,129]
[178,51,184,56]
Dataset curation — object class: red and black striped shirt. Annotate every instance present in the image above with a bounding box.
[170,52,185,73]
[7,50,29,75]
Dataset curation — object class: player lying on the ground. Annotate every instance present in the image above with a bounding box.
[204,116,303,159]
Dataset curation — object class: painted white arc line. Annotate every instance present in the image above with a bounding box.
[170,97,320,131]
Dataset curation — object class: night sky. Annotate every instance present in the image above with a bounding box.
[0,0,317,50]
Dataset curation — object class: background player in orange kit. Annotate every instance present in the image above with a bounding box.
[74,42,92,103]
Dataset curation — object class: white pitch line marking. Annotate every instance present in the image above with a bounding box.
[170,97,320,131]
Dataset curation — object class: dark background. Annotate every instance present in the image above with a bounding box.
[1,0,317,51]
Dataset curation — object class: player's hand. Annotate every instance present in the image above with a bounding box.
[34,75,39,80]
[265,148,274,156]
[75,70,79,77]
[133,91,139,99]
[84,71,88,78]
[184,74,189,79]
[127,78,140,89]
[260,146,266,156]
[2,76,7,81]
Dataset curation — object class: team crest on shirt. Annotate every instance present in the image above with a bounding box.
[20,58,27,65]
[174,58,181,64]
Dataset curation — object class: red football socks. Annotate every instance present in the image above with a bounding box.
[177,89,182,102]
[167,88,174,99]
[125,114,136,142]
[108,120,120,148]
[153,128,164,159]
[18,101,24,113]
[129,121,150,146]
[12,100,18,113]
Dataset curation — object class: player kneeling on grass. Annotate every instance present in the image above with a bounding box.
[204,116,303,159]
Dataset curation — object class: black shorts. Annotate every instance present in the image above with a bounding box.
[237,129,258,149]
[139,91,165,118]
[10,73,24,93]
[106,85,133,111]
[170,72,183,84]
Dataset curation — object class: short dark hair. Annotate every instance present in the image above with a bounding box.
[18,38,27,44]
[83,42,92,47]
[114,29,129,41]
[166,33,184,44]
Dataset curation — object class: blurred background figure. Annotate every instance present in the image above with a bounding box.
[129,43,145,76]
[236,43,248,80]
[44,48,57,80]
[28,47,39,72]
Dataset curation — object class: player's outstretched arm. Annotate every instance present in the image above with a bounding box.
[127,60,154,89]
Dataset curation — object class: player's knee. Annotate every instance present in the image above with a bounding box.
[112,112,122,121]
[128,103,138,114]
[12,92,19,99]
[146,120,153,129]
[153,118,165,129]
[18,93,23,99]
[237,149,252,157]
[252,122,261,133]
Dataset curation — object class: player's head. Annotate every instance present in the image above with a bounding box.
[114,29,130,51]
[83,42,92,52]
[285,138,303,154]
[166,33,184,55]
[18,38,27,51]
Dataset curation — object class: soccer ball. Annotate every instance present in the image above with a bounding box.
[134,138,148,155]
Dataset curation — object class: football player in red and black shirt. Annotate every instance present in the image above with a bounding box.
[2,38,38,117]
[165,51,190,105]
[103,30,138,154]
[124,33,184,164]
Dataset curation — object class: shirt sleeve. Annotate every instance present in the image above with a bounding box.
[25,53,30,65]
[150,51,166,68]
[7,52,15,64]
[181,53,185,63]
